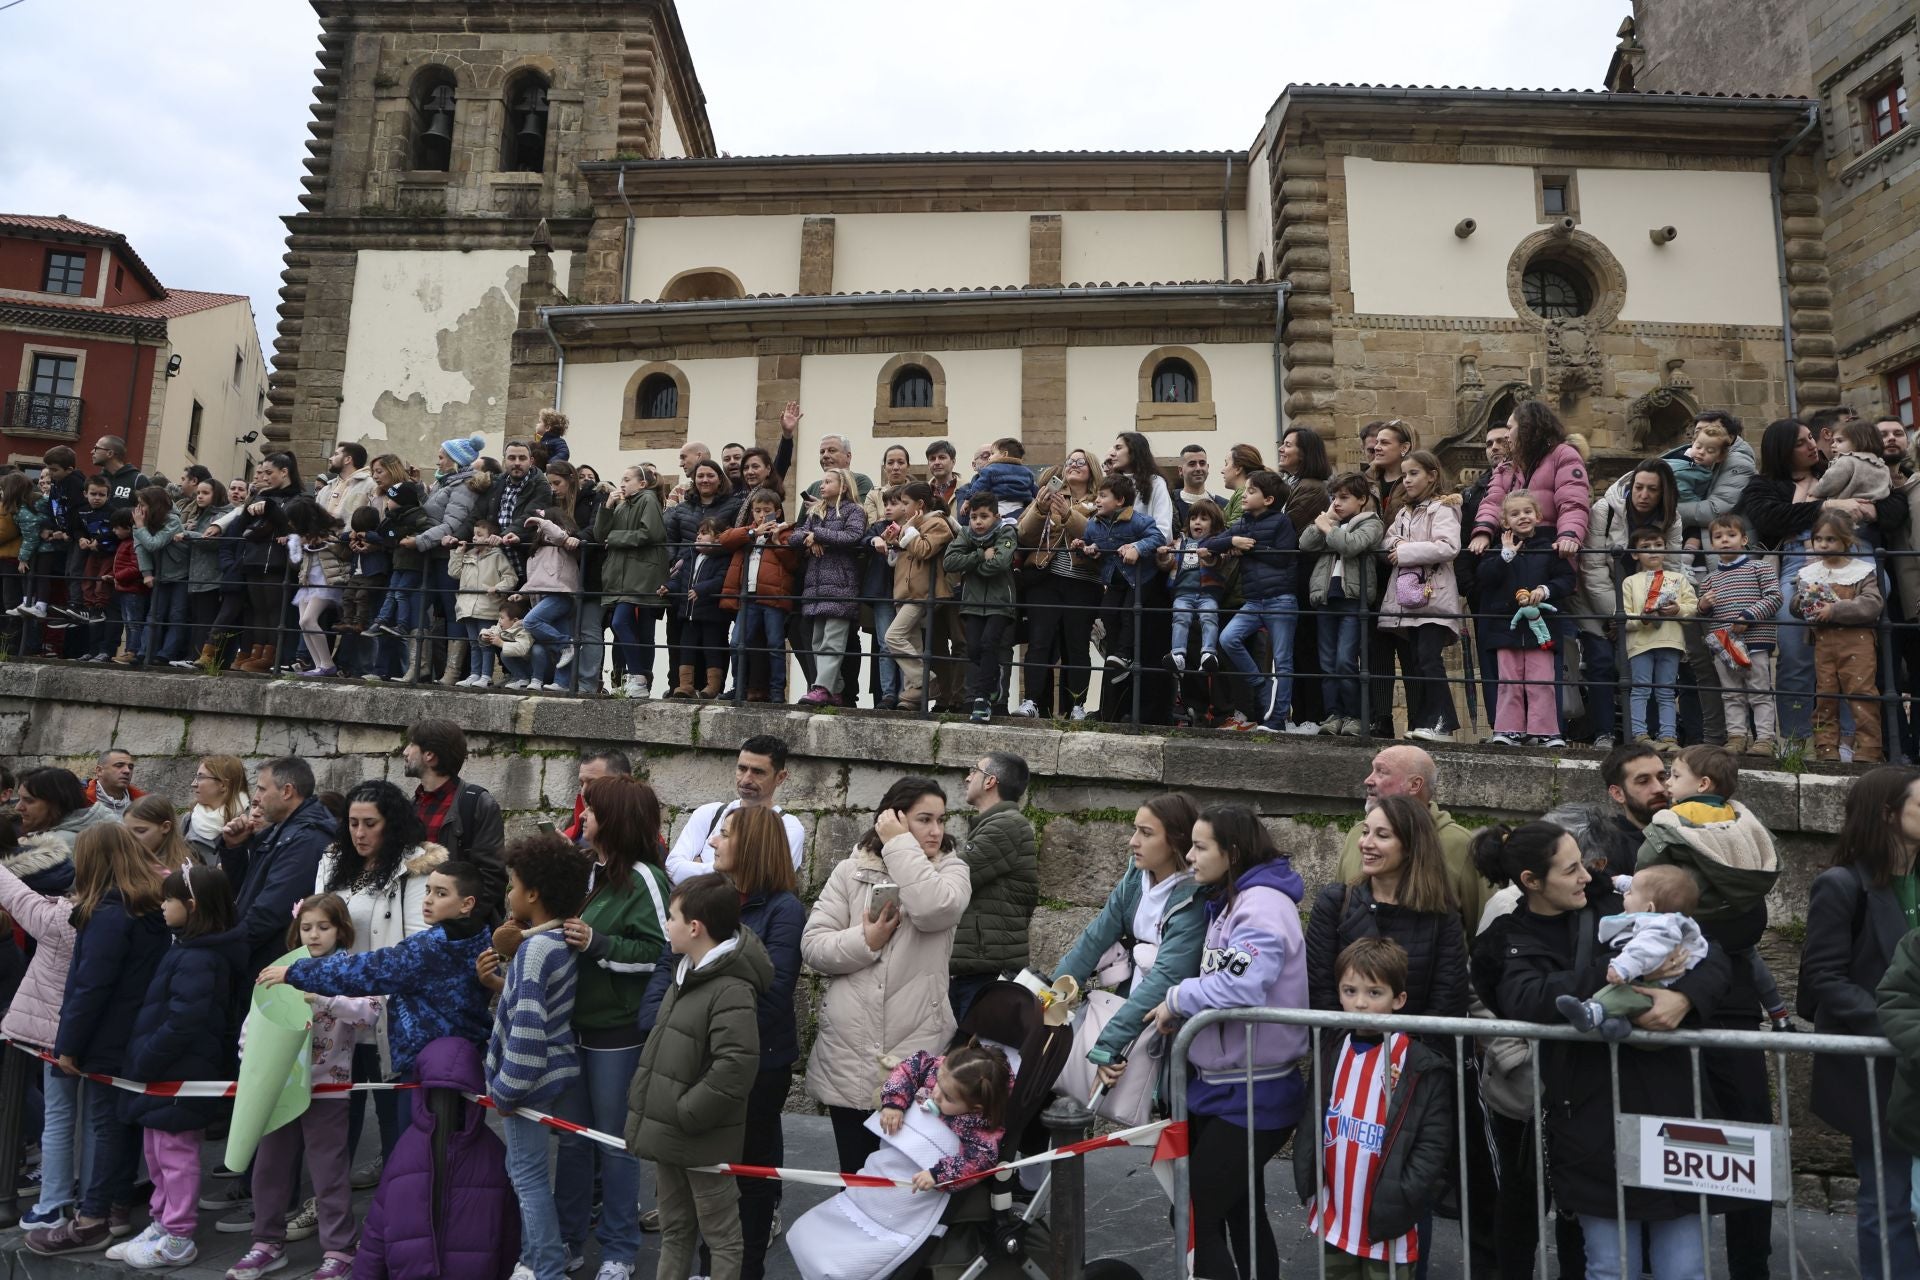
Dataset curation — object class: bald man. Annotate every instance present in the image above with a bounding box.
[1333,744,1490,931]
[678,441,711,477]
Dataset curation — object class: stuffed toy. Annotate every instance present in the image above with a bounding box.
[1510,590,1558,650]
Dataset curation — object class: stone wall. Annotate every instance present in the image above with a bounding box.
[0,662,1868,1182]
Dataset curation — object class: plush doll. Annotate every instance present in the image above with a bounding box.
[1510,591,1558,650]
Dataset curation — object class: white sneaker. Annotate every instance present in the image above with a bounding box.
[1069,704,1088,721]
[1409,726,1453,743]
[623,676,650,698]
[510,1266,537,1280]
[595,1263,636,1280]
[555,645,575,670]
[542,681,571,693]
[1488,732,1520,746]
[1283,720,1320,736]
[23,601,47,619]
[1539,736,1568,749]
[1013,699,1038,717]
[108,1222,165,1261]
[127,1232,198,1267]
[505,678,531,690]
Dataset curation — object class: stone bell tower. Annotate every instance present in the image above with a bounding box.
[266,0,714,479]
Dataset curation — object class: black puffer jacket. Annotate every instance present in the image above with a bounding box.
[1474,893,1732,1221]
[119,926,249,1130]
[1292,1033,1455,1242]
[233,481,300,572]
[1304,881,1468,1020]
[950,802,1038,977]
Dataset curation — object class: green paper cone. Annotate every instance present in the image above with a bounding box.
[225,947,315,1170]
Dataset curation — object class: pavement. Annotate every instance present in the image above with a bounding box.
[0,1112,1869,1278]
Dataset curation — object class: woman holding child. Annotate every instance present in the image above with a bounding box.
[1578,460,1680,748]
[1016,448,1101,718]
[1470,820,1730,1280]
[802,776,972,1174]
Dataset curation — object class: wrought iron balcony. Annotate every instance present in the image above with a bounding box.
[1,391,82,436]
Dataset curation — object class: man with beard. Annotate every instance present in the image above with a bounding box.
[720,442,746,489]
[487,439,552,569]
[402,718,505,920]
[316,441,375,524]
[664,734,806,881]
[1542,740,1671,878]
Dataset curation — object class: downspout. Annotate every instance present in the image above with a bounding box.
[616,164,637,303]
[540,307,566,414]
[1271,282,1292,454]
[1769,105,1819,416]
[124,330,141,438]
[1219,153,1233,281]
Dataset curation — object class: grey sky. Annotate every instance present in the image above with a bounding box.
[0,0,1629,356]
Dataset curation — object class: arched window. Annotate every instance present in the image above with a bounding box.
[410,67,458,172]
[1150,358,1198,404]
[1521,259,1593,319]
[637,372,679,420]
[659,268,745,302]
[890,364,934,409]
[502,71,550,173]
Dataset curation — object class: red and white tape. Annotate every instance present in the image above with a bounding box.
[7,1042,416,1097]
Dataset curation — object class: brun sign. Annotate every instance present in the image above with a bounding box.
[1617,1115,1786,1203]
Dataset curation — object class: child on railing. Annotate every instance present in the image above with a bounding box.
[512,500,586,694]
[1477,491,1575,748]
[448,518,518,688]
[1378,451,1464,744]
[879,482,953,714]
[1621,526,1697,749]
[338,505,387,639]
[285,497,348,679]
[1199,470,1296,733]
[1791,509,1884,762]
[106,508,148,665]
[1696,514,1782,758]
[789,468,868,707]
[1299,473,1385,738]
[667,517,733,699]
[482,596,536,690]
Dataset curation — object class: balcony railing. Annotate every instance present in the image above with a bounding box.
[1,391,82,436]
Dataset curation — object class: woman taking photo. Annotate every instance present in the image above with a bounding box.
[1377,451,1463,743]
[1051,795,1204,1092]
[597,463,670,699]
[1799,765,1920,1278]
[1304,795,1466,1020]
[802,776,971,1173]
[1471,820,1729,1280]
[1016,448,1100,719]
[1147,803,1307,1280]
[228,451,302,674]
[556,774,672,1279]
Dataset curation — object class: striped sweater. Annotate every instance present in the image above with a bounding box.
[1700,555,1783,650]
[484,926,579,1108]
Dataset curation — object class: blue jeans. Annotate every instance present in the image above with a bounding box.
[145,580,189,661]
[871,600,900,701]
[574,598,606,689]
[1170,592,1220,657]
[502,650,534,683]
[1776,540,1818,740]
[463,616,494,678]
[555,1045,643,1264]
[374,570,422,672]
[34,1062,83,1217]
[425,556,459,646]
[79,1077,140,1218]
[1316,596,1364,720]
[522,594,578,684]
[1853,1136,1920,1280]
[1579,628,1618,740]
[1628,647,1681,740]
[503,1109,569,1279]
[1220,594,1298,727]
[735,602,788,699]
[1577,1213,1705,1280]
[609,602,660,685]
[116,592,147,659]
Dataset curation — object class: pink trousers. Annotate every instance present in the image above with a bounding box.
[1495,647,1559,737]
[142,1127,202,1239]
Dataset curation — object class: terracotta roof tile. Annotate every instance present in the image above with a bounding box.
[0,213,124,237]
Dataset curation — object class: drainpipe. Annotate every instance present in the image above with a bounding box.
[1219,153,1234,280]
[1769,105,1819,416]
[124,330,141,441]
[616,164,637,303]
[1271,282,1292,453]
[539,307,566,414]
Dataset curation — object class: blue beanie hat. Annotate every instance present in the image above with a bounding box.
[441,433,485,469]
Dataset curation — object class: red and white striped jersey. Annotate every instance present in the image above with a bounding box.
[1308,1032,1416,1263]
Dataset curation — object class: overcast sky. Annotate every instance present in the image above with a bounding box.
[0,0,1628,355]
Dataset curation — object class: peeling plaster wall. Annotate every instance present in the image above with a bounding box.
[338,249,574,465]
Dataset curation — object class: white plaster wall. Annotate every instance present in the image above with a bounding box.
[1579,168,1778,325]
[788,349,1024,495]
[1064,344,1277,458]
[154,300,268,483]
[658,84,686,159]
[629,215,803,301]
[1059,210,1248,285]
[1244,146,1274,281]
[1343,158,1782,327]
[561,355,760,478]
[829,213,1030,293]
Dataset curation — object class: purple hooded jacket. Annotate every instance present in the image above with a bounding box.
[788,499,868,620]
[356,1037,519,1280]
[1167,857,1309,1127]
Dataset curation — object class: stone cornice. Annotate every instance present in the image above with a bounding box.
[1817,15,1917,91]
[281,213,595,253]
[1342,312,1786,340]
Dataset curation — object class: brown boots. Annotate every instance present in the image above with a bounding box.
[231,644,275,673]
[668,665,697,698]
[699,666,725,698]
[195,643,221,668]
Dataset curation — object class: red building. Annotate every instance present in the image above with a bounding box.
[0,214,260,474]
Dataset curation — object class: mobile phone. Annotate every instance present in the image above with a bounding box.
[536,819,557,835]
[866,881,901,922]
[1046,473,1066,494]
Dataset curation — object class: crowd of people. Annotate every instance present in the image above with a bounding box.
[4,403,1915,758]
[0,726,1918,1280]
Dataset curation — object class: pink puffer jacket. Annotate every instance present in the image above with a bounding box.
[1473,442,1594,545]
[0,839,78,1051]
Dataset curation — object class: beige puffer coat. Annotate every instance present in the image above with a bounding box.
[1377,495,1463,634]
[802,832,972,1110]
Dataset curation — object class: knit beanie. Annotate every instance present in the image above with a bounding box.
[441,433,485,470]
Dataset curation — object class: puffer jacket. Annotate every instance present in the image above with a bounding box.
[417,461,483,548]
[1874,929,1920,1156]
[624,928,768,1167]
[0,846,77,1050]
[1664,437,1756,533]
[315,842,448,956]
[594,489,669,606]
[520,516,582,595]
[232,481,299,572]
[1473,442,1593,545]
[1476,529,1578,649]
[788,499,869,620]
[802,833,973,1110]
[1051,866,1204,1064]
[664,490,746,570]
[131,513,190,584]
[55,887,173,1073]
[184,502,235,593]
[638,888,804,1071]
[358,1037,519,1280]
[1298,509,1384,608]
[719,521,800,611]
[1304,880,1469,1019]
[1200,506,1296,600]
[119,925,249,1130]
[292,533,349,589]
[0,505,18,561]
[1378,496,1462,632]
[1580,472,1683,633]
[448,545,516,621]
[1292,1033,1455,1244]
[949,801,1038,976]
[889,509,955,602]
[943,522,1018,617]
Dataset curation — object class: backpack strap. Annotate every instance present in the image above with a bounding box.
[452,784,481,856]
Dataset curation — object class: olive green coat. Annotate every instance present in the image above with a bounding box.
[950,801,1039,976]
[594,490,669,607]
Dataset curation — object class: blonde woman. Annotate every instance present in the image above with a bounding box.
[788,467,868,705]
[187,756,249,860]
[125,795,203,869]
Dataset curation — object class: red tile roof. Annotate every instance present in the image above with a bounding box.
[110,289,248,320]
[0,214,124,237]
[0,212,167,298]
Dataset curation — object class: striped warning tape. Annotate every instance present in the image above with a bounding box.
[7,1041,416,1097]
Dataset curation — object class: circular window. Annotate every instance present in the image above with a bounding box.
[1522,260,1592,319]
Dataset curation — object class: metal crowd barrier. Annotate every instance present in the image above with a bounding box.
[1167,1006,1899,1280]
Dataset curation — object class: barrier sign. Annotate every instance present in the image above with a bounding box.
[1617,1114,1786,1203]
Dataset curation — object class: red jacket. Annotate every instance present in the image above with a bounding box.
[110,539,149,595]
[718,524,801,613]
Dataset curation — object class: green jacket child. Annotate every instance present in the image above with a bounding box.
[942,521,1018,617]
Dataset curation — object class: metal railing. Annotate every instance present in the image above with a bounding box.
[1,390,82,436]
[1167,1006,1899,1280]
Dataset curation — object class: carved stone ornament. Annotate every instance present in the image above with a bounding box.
[1544,320,1606,405]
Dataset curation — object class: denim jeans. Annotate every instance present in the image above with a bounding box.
[425,555,459,646]
[145,580,189,661]
[1577,1213,1705,1280]
[1170,591,1220,657]
[1852,1136,1920,1280]
[502,1110,569,1279]
[1628,647,1681,740]
[116,592,148,659]
[502,650,534,683]
[736,602,788,699]
[374,570,422,672]
[522,594,577,684]
[870,600,900,701]
[574,598,606,690]
[554,1045,643,1265]
[463,616,494,678]
[1775,539,1817,740]
[1220,593,1298,728]
[1316,595,1364,721]
[1578,627,1618,740]
[79,1077,140,1218]
[34,1062,83,1217]
[609,602,660,686]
